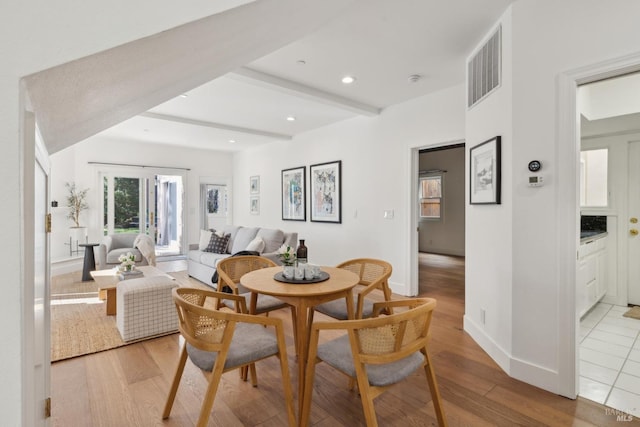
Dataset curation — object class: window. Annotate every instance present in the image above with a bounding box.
[580,148,608,207]
[419,175,442,219]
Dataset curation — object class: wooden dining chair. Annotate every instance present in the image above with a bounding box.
[216,256,291,313]
[300,298,447,427]
[310,258,393,322]
[162,287,296,427]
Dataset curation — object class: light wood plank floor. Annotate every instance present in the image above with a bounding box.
[50,255,638,426]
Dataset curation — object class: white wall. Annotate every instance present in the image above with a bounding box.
[464,9,514,374]
[418,146,465,255]
[465,0,640,395]
[2,2,251,423]
[233,84,466,294]
[50,137,233,271]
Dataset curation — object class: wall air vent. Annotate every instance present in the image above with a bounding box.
[467,25,501,109]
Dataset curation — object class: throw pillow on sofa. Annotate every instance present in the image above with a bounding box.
[204,233,230,254]
[198,229,214,250]
[245,236,265,253]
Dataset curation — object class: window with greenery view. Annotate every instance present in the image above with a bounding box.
[104,176,141,234]
[420,175,442,219]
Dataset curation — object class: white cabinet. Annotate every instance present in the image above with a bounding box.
[577,235,608,318]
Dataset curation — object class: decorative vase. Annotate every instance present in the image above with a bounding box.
[296,239,308,264]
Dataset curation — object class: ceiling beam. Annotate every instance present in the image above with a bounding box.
[139,112,292,140]
[228,66,381,116]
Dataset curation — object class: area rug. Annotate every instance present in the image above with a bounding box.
[51,270,187,362]
[623,306,640,320]
[51,297,126,362]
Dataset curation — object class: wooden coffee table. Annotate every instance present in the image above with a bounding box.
[90,266,172,315]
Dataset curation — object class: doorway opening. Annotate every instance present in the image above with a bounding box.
[101,167,186,258]
[411,142,465,297]
[576,71,640,407]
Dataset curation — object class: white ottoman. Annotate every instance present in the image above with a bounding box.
[116,275,179,342]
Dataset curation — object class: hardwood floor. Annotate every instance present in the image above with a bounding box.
[50,255,638,426]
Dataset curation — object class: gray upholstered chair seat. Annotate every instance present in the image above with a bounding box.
[315,295,375,320]
[222,293,287,314]
[317,334,425,387]
[186,323,279,372]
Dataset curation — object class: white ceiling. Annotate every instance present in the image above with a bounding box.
[96,0,513,152]
[580,71,640,138]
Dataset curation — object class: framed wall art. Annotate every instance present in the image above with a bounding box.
[281,166,306,221]
[470,136,501,204]
[250,196,259,215]
[310,160,341,223]
[250,175,260,194]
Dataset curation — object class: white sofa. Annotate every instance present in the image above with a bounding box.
[188,225,298,287]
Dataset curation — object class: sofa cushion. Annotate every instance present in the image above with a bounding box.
[198,230,213,251]
[256,228,285,253]
[221,225,242,254]
[200,251,230,268]
[205,233,230,254]
[245,236,266,253]
[231,227,259,254]
[110,233,138,250]
[188,250,203,263]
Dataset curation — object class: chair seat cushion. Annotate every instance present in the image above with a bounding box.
[187,323,279,371]
[315,295,375,320]
[106,248,143,264]
[222,293,287,314]
[317,334,425,387]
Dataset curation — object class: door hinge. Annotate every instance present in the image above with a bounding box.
[45,213,52,233]
[45,397,51,418]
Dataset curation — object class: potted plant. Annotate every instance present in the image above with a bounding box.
[65,182,89,250]
[66,182,89,227]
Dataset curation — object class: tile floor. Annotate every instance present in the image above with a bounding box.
[579,302,640,417]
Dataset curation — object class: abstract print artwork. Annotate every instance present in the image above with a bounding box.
[310,160,341,223]
[282,166,306,221]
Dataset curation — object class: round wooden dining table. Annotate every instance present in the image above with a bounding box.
[240,266,359,418]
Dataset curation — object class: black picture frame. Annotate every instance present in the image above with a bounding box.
[281,166,306,221]
[470,136,501,204]
[310,160,342,223]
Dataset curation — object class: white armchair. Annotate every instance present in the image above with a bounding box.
[98,233,152,270]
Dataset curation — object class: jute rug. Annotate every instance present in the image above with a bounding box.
[51,297,126,362]
[51,270,189,362]
[623,306,640,320]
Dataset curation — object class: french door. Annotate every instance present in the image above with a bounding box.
[101,168,185,257]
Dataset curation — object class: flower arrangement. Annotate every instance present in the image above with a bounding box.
[118,252,136,272]
[277,244,296,266]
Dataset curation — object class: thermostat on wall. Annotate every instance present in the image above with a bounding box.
[528,175,544,187]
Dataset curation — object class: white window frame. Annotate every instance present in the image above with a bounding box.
[419,174,443,220]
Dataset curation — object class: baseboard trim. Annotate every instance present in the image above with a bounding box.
[52,258,83,276]
[464,315,561,395]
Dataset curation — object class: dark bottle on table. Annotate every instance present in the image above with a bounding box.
[296,239,308,264]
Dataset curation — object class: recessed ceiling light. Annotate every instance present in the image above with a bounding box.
[179,94,188,98]
[286,116,296,121]
[407,74,422,83]
[229,139,236,144]
[341,75,356,84]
